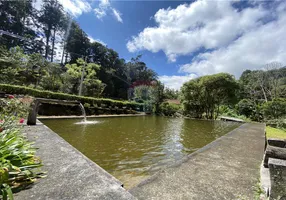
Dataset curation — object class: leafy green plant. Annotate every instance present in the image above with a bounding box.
[0,96,42,199]
[262,98,286,119]
[236,99,256,118]
[159,102,181,116]
[0,120,43,200]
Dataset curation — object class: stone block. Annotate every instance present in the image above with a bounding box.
[269,158,286,199]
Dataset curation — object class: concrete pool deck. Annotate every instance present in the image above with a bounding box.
[15,122,265,200]
[15,121,136,200]
[129,123,266,200]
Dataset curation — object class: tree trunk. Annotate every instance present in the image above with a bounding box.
[51,29,56,62]
[45,32,50,59]
[61,40,65,65]
[260,84,268,102]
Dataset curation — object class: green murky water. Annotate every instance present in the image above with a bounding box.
[41,116,240,188]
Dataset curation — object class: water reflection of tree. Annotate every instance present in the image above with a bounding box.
[179,119,239,154]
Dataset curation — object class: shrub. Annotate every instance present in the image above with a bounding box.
[0,84,143,111]
[0,97,42,199]
[219,105,250,121]
[159,102,181,116]
[262,98,286,119]
[236,99,255,118]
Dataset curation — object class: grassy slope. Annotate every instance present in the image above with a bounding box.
[266,126,286,139]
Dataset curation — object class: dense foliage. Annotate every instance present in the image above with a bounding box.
[0,84,143,111]
[0,0,157,99]
[181,65,286,124]
[0,96,42,200]
[181,73,239,119]
[238,65,286,124]
[159,102,181,116]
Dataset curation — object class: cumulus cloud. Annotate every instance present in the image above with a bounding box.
[127,0,286,78]
[33,0,91,17]
[179,3,286,77]
[60,0,91,17]
[159,74,198,90]
[94,0,123,23]
[88,35,107,46]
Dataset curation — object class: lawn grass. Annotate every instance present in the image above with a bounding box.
[266,126,286,139]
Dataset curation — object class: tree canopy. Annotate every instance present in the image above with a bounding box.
[181,73,239,119]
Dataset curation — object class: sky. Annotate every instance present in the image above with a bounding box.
[36,0,286,90]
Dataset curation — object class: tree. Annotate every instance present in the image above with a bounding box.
[182,73,239,119]
[240,64,286,103]
[0,46,47,87]
[64,58,102,97]
[65,21,90,63]
[181,79,204,118]
[0,1,42,53]
[125,55,157,83]
[262,98,286,119]
[40,62,64,91]
[39,0,66,61]
[150,81,165,114]
[164,88,179,99]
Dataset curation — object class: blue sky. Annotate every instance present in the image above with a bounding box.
[38,0,286,89]
[76,1,188,76]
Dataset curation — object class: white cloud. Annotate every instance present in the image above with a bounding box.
[33,0,91,17]
[127,0,286,79]
[179,3,286,77]
[127,1,267,62]
[94,0,123,23]
[94,8,107,19]
[88,35,107,46]
[112,8,123,23]
[159,74,198,90]
[60,0,91,17]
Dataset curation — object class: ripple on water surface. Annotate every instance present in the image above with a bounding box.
[41,116,240,189]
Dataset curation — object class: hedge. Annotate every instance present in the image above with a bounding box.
[0,84,143,111]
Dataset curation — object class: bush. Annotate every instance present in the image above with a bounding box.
[159,102,181,116]
[219,105,250,121]
[266,118,286,129]
[0,97,42,199]
[0,84,143,111]
[262,98,286,119]
[236,99,255,118]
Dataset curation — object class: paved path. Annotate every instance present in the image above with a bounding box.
[15,122,135,200]
[129,123,265,200]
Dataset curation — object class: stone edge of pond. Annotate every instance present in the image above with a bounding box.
[15,120,136,200]
[37,113,146,120]
[128,123,251,190]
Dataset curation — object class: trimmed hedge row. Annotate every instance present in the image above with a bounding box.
[0,84,143,111]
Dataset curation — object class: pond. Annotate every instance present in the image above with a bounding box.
[41,116,240,188]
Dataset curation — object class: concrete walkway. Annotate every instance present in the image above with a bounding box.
[129,123,265,200]
[15,122,135,200]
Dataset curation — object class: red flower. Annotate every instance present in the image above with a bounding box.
[8,95,14,99]
[19,118,25,124]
